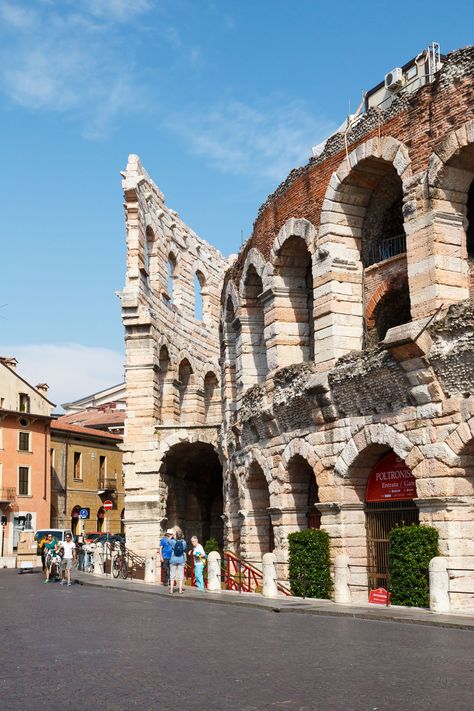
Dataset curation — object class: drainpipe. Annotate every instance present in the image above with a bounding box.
[63,438,69,529]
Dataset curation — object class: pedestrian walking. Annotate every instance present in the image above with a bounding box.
[43,534,58,583]
[60,533,76,586]
[159,529,174,586]
[189,536,206,590]
[169,531,186,595]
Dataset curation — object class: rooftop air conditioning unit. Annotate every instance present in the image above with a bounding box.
[385,67,404,91]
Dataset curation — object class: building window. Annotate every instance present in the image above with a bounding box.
[18,467,30,496]
[99,455,106,485]
[19,393,30,413]
[73,452,82,480]
[19,432,30,452]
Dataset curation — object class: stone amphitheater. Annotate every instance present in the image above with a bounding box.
[120,45,474,610]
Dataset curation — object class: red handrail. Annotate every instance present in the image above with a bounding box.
[223,550,292,596]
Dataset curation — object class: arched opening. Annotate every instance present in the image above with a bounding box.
[363,449,418,591]
[145,226,155,276]
[158,345,171,424]
[167,253,177,304]
[430,141,474,299]
[97,507,105,533]
[221,296,238,409]
[194,271,205,321]
[274,235,314,364]
[368,275,412,345]
[242,265,268,387]
[178,359,195,425]
[203,371,219,423]
[226,471,241,556]
[163,441,223,547]
[120,508,125,536]
[287,455,320,530]
[243,462,273,560]
[71,505,81,536]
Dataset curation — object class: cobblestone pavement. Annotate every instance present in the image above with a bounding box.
[1,570,474,711]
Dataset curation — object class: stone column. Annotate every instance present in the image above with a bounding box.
[429,556,450,613]
[334,554,351,605]
[93,543,104,576]
[262,552,279,598]
[416,496,474,612]
[207,550,222,592]
[261,287,310,370]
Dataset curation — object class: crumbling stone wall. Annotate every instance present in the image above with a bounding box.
[120,155,229,552]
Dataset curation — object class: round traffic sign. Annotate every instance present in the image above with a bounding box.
[79,508,89,519]
[103,500,114,511]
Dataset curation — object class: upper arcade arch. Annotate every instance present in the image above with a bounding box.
[316,137,412,363]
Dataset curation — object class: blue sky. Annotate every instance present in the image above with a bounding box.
[0,0,472,405]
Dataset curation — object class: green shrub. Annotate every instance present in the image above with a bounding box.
[389,525,439,608]
[204,537,220,556]
[288,529,332,599]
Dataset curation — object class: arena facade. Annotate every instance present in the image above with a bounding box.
[120,45,474,609]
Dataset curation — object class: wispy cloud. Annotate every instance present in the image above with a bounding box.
[165,99,336,182]
[0,1,151,138]
[0,343,124,408]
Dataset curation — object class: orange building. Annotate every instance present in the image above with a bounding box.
[0,358,54,562]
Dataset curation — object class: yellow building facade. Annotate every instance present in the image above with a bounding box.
[51,421,124,536]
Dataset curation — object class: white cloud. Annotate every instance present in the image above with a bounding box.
[0,1,151,137]
[165,99,336,182]
[0,343,124,409]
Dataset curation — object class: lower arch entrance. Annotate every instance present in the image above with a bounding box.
[162,441,223,547]
[365,450,419,590]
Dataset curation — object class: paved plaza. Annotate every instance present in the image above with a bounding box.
[1,570,474,711]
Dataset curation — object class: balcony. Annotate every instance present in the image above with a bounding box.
[0,487,16,504]
[365,233,407,267]
[98,477,117,493]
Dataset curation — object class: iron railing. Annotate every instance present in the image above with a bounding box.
[97,477,117,491]
[102,541,145,581]
[365,233,406,267]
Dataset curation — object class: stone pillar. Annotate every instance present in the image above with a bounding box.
[145,554,157,584]
[417,496,474,612]
[334,554,351,605]
[262,552,279,598]
[93,543,104,576]
[207,550,221,592]
[429,556,450,613]
[339,503,367,604]
[262,287,310,370]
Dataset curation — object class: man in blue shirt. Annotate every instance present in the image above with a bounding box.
[159,529,174,586]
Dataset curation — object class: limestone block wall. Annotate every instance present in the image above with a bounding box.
[120,155,229,553]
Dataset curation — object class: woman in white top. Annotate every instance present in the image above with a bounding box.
[189,536,206,590]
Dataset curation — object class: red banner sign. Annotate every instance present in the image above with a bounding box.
[369,587,391,605]
[365,452,416,502]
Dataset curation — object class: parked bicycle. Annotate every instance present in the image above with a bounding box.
[112,549,128,579]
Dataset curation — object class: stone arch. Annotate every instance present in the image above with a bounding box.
[278,438,322,530]
[242,446,273,486]
[240,449,274,559]
[240,254,269,387]
[159,438,223,545]
[316,136,412,364]
[334,423,415,481]
[365,273,411,343]
[203,369,220,423]
[445,417,474,459]
[427,121,474,300]
[239,248,267,298]
[268,221,316,366]
[221,279,240,325]
[269,218,318,263]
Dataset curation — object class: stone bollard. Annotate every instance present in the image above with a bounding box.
[207,551,222,592]
[93,543,104,576]
[145,554,157,584]
[334,554,351,605]
[429,556,450,613]
[262,552,279,598]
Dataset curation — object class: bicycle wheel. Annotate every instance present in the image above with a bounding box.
[112,557,121,579]
[120,557,128,580]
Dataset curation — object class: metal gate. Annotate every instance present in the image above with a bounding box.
[365,500,419,589]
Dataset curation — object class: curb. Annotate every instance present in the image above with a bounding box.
[75,575,474,632]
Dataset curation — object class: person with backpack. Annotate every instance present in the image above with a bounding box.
[169,530,187,595]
